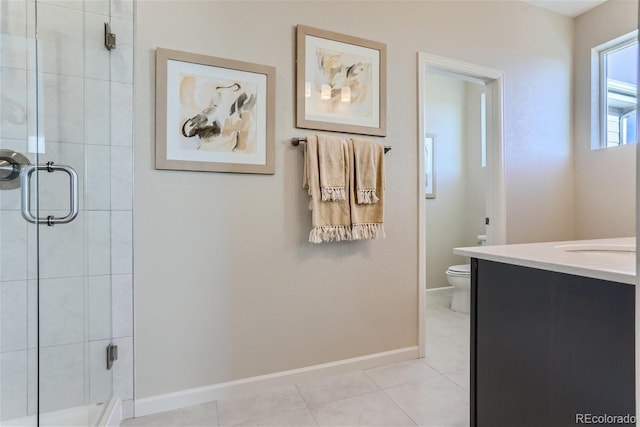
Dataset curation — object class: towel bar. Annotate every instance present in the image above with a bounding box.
[291,137,391,154]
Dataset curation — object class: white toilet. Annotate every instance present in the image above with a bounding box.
[446,264,471,313]
[446,235,486,314]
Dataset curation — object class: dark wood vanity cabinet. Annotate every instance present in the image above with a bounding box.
[470,259,635,427]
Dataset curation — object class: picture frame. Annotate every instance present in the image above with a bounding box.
[296,25,387,137]
[425,134,436,199]
[155,48,276,174]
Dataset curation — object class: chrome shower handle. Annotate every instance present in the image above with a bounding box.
[21,162,79,226]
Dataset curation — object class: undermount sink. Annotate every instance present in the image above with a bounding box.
[555,243,636,255]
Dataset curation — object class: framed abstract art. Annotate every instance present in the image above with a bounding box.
[296,25,387,136]
[155,48,275,174]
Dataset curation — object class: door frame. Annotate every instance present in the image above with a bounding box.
[417,52,506,357]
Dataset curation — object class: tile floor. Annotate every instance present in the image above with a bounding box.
[122,289,469,427]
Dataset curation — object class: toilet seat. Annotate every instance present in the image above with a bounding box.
[446,264,470,276]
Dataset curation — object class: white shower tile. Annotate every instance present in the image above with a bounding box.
[1,351,28,421]
[1,33,28,69]
[26,348,36,415]
[384,375,469,427]
[112,273,132,338]
[85,0,110,16]
[0,187,21,211]
[89,339,114,403]
[0,139,28,210]
[25,1,36,39]
[0,0,27,36]
[35,140,85,212]
[217,385,307,426]
[111,82,133,146]
[364,359,441,390]
[27,69,37,139]
[30,213,84,278]
[0,281,28,352]
[88,275,111,341]
[43,73,84,144]
[84,0,109,16]
[85,78,111,147]
[39,343,85,413]
[111,146,132,210]
[0,211,28,281]
[36,3,83,77]
[86,144,111,210]
[111,210,132,274]
[27,280,36,349]
[39,276,85,347]
[1,67,28,140]
[84,12,111,81]
[113,337,133,400]
[110,0,133,20]
[0,185,20,210]
[109,17,133,83]
[87,211,111,275]
[38,0,84,11]
[296,371,379,408]
[310,391,416,427]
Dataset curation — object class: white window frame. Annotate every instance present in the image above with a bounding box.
[592,31,638,149]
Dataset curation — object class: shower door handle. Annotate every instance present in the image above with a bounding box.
[21,162,79,226]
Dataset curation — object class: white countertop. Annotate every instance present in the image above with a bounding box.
[454,237,637,285]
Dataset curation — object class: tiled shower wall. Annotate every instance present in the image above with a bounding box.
[0,0,134,420]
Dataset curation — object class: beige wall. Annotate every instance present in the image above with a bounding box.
[425,74,467,289]
[574,0,637,239]
[134,1,575,399]
[424,76,487,289]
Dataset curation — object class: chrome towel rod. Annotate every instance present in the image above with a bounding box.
[291,137,391,154]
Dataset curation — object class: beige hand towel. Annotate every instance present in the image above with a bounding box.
[351,138,384,204]
[348,139,385,240]
[303,135,352,243]
[317,134,347,201]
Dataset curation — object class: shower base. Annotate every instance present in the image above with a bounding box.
[1,398,121,427]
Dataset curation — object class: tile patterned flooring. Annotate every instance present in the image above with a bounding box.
[122,289,469,427]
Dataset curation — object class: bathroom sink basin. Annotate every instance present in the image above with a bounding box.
[555,243,636,255]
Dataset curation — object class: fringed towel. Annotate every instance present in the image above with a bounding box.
[317,134,347,201]
[303,135,352,243]
[352,138,384,204]
[349,138,385,240]
[303,135,386,243]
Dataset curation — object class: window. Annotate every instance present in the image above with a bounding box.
[594,33,638,148]
[480,92,487,168]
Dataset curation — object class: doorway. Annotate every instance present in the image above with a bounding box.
[417,52,506,357]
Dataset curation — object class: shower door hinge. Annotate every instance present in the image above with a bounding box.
[104,22,116,51]
[106,343,118,370]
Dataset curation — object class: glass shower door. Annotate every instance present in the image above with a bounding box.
[0,0,124,424]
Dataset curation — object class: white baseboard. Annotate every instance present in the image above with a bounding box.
[134,346,419,417]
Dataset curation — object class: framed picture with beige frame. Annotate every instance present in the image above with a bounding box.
[155,48,276,174]
[296,25,387,137]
